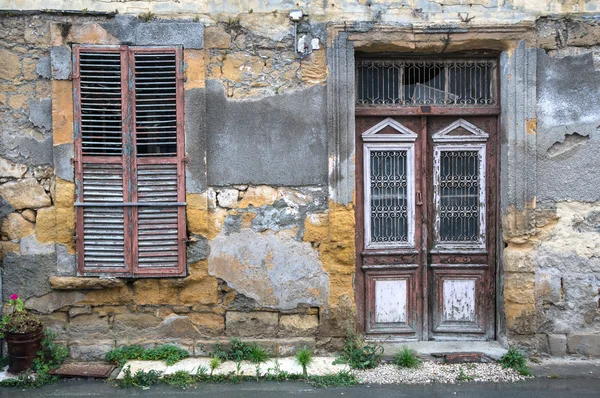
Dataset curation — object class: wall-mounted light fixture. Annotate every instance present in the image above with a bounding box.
[289,9,306,55]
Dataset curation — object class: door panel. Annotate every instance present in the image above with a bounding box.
[356,116,423,340]
[427,116,496,340]
[357,115,497,341]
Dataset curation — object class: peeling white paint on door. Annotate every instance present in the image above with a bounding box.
[375,279,406,323]
[443,279,476,322]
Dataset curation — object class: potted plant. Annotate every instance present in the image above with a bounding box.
[0,294,44,374]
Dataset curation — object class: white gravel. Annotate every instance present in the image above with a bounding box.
[353,362,530,384]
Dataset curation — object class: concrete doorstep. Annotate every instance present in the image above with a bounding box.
[116,357,349,379]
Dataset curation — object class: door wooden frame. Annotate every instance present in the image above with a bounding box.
[354,54,501,341]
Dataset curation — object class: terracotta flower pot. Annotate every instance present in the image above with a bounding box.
[5,327,44,374]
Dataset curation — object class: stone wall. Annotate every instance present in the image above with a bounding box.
[1,7,600,360]
[500,18,600,357]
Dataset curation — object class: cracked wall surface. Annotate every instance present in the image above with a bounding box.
[1,5,600,359]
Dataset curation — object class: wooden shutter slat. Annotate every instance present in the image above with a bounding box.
[82,163,126,270]
[135,162,180,270]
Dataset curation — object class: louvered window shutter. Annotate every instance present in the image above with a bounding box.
[75,49,131,275]
[74,46,185,277]
[131,48,185,276]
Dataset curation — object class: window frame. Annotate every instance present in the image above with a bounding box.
[73,45,186,277]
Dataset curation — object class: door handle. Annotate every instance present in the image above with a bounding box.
[416,191,423,206]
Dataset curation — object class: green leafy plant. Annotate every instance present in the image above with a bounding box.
[456,366,473,382]
[163,370,194,388]
[209,357,221,376]
[118,366,162,389]
[0,294,42,337]
[229,338,254,362]
[249,345,270,381]
[211,341,229,362]
[106,344,189,366]
[498,347,532,376]
[138,11,155,22]
[0,329,69,389]
[295,346,313,379]
[393,346,421,369]
[309,371,357,388]
[333,330,383,370]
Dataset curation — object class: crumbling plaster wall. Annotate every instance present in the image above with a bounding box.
[1,5,600,361]
[0,14,354,360]
[500,18,600,357]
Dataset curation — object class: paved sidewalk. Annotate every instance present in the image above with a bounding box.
[2,377,600,398]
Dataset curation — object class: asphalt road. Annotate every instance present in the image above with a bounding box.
[2,378,600,398]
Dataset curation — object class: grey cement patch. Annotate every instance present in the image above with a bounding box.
[222,213,242,235]
[1,131,53,166]
[102,15,204,48]
[186,234,210,265]
[29,98,52,131]
[208,229,328,310]
[206,81,327,186]
[0,197,14,221]
[56,243,76,276]
[136,22,204,49]
[185,88,207,194]
[51,46,71,80]
[53,143,74,182]
[1,252,56,301]
[251,200,307,234]
[36,56,51,79]
[537,50,600,202]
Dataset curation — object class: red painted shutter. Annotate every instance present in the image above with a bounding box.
[74,47,184,277]
[75,48,132,275]
[131,48,185,276]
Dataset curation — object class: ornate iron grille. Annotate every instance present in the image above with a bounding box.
[439,150,480,242]
[370,150,408,243]
[356,58,497,108]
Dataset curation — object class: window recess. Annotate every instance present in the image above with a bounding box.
[356,58,498,108]
[73,45,186,277]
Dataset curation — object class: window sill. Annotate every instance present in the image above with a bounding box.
[49,276,126,290]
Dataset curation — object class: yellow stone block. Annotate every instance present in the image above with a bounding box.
[52,80,74,145]
[178,277,219,305]
[82,286,134,305]
[34,207,56,243]
[304,213,329,243]
[1,213,35,240]
[8,94,29,110]
[238,186,278,208]
[188,260,209,279]
[220,52,247,82]
[55,208,75,246]
[55,178,75,208]
[504,272,535,304]
[184,50,207,90]
[301,49,327,84]
[0,241,20,258]
[328,201,356,243]
[319,242,356,274]
[187,312,225,335]
[134,279,180,305]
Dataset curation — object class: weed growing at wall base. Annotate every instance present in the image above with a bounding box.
[498,347,532,376]
[105,344,189,366]
[333,330,384,369]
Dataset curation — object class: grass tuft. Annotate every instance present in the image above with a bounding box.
[393,346,421,369]
[498,347,532,376]
[295,346,314,378]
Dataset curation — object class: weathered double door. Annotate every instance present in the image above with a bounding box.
[356,114,497,341]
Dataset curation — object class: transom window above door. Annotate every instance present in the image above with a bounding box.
[355,57,498,108]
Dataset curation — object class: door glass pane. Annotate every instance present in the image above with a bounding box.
[439,150,480,242]
[370,150,408,243]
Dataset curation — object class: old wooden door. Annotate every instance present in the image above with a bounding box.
[355,56,498,341]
